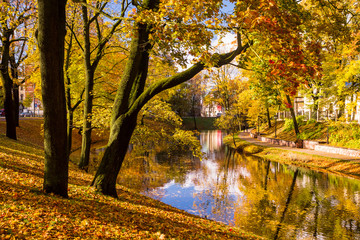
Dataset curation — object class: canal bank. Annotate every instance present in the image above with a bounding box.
[230,131,360,180]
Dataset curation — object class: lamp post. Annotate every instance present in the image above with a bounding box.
[274,115,278,138]
[257,115,260,135]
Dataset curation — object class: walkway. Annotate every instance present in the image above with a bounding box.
[238,132,360,161]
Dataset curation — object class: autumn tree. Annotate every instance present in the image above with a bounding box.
[37,0,68,197]
[91,0,253,197]
[206,65,241,113]
[300,0,359,121]
[238,0,322,139]
[0,0,35,139]
[76,1,130,170]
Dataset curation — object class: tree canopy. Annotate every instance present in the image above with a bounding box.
[1,0,359,198]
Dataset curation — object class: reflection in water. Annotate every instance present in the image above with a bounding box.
[116,130,360,239]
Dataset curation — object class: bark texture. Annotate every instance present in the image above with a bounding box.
[0,28,17,140]
[38,0,68,197]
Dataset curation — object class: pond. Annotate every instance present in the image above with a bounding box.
[116,130,360,239]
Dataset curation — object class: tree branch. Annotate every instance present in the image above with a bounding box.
[127,38,253,117]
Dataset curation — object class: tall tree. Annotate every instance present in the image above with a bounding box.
[91,0,253,197]
[0,0,35,139]
[37,0,68,197]
[78,0,129,170]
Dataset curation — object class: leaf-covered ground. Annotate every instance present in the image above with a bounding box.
[0,119,262,239]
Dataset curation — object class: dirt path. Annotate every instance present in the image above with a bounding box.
[238,132,360,161]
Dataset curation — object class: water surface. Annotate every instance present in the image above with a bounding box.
[117,130,360,239]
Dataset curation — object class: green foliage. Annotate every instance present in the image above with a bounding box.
[298,123,324,140]
[329,122,360,149]
[283,118,294,131]
[131,99,202,159]
[284,115,306,132]
[22,95,33,108]
[171,129,203,159]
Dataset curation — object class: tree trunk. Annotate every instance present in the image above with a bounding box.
[79,70,94,169]
[67,110,74,155]
[266,106,272,128]
[286,95,300,137]
[78,5,95,170]
[311,95,319,120]
[192,95,198,130]
[91,114,138,197]
[10,62,20,127]
[0,29,17,140]
[38,0,68,197]
[13,84,19,127]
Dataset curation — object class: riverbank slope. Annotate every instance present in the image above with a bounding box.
[0,119,262,239]
[224,132,360,180]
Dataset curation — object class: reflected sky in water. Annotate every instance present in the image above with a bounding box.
[118,130,360,239]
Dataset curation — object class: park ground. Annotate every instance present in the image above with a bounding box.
[2,118,360,239]
[0,119,262,239]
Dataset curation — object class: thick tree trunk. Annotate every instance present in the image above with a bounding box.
[2,82,16,139]
[91,114,138,197]
[38,0,68,197]
[0,29,17,140]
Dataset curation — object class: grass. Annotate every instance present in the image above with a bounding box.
[258,120,328,142]
[0,119,262,239]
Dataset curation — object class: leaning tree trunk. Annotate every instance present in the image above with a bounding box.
[91,114,138,197]
[266,106,272,128]
[286,95,300,137]
[91,15,152,197]
[38,0,68,197]
[0,29,17,140]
